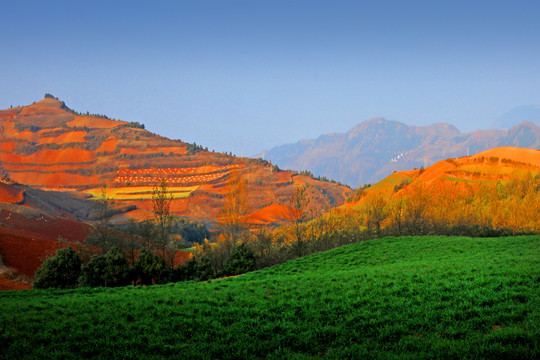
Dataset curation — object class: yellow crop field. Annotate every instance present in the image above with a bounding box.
[459,164,540,176]
[87,186,199,200]
[368,172,412,192]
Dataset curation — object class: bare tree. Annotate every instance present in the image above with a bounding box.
[124,220,143,265]
[403,183,429,235]
[152,179,174,267]
[388,197,405,236]
[85,185,120,252]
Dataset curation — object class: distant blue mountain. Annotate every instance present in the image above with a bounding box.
[260,118,540,187]
[492,106,540,130]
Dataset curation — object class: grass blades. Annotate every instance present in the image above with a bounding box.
[0,235,538,359]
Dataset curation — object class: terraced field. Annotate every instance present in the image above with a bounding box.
[112,165,241,186]
[87,186,199,200]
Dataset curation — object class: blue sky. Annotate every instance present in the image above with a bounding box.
[1,0,539,155]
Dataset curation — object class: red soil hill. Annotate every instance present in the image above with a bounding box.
[346,146,540,209]
[0,97,352,224]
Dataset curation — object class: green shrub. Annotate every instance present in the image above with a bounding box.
[176,258,198,281]
[224,243,256,276]
[33,247,82,289]
[133,250,162,285]
[172,217,210,244]
[79,255,107,287]
[194,256,214,281]
[103,247,130,287]
[79,247,130,287]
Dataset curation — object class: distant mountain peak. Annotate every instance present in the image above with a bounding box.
[427,123,460,132]
[492,105,540,130]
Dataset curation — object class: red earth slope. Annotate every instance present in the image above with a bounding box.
[345,146,540,209]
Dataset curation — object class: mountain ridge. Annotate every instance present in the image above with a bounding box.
[260,118,540,187]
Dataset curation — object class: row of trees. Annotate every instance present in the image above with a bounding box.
[33,243,257,289]
[198,172,539,269]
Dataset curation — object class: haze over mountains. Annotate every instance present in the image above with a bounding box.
[260,117,540,187]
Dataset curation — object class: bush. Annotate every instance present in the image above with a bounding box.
[194,256,214,281]
[176,258,198,281]
[78,247,130,287]
[176,256,214,282]
[224,243,256,276]
[133,250,162,285]
[79,255,107,287]
[103,247,131,287]
[33,247,82,289]
[173,218,210,245]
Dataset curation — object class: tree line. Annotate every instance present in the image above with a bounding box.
[33,243,256,289]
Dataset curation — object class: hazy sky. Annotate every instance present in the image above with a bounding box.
[1,0,539,155]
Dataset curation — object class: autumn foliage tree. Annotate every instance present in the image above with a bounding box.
[401,183,430,235]
[200,170,250,270]
[219,170,248,243]
[364,193,387,238]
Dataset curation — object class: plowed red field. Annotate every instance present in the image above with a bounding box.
[0,227,71,278]
[0,148,95,164]
[9,172,100,186]
[0,183,24,203]
[0,275,31,291]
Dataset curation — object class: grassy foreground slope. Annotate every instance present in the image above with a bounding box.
[1,236,539,359]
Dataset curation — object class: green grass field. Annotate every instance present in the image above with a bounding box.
[1,236,538,359]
